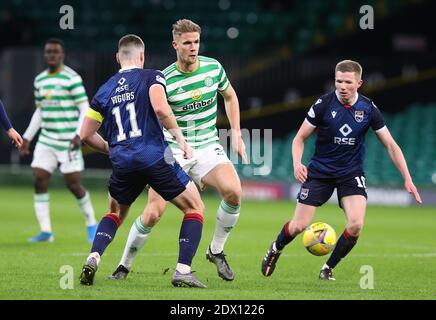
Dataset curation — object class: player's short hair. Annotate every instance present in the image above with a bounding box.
[335,60,363,79]
[118,34,144,59]
[172,19,201,38]
[45,38,65,51]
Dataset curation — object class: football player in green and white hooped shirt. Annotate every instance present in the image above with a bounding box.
[110,19,248,281]
[19,38,97,243]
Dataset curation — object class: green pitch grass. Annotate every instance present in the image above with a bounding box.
[0,186,435,300]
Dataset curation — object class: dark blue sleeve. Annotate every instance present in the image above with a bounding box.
[305,97,327,127]
[370,101,385,131]
[90,96,102,113]
[0,99,13,131]
[148,70,166,93]
[89,85,106,116]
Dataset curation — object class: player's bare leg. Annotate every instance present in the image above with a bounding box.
[28,168,54,242]
[111,188,168,279]
[202,163,242,281]
[320,195,366,280]
[80,196,130,285]
[341,195,366,237]
[262,203,316,277]
[64,172,97,243]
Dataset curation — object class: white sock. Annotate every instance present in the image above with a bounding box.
[322,263,331,270]
[34,193,51,233]
[176,263,191,274]
[77,191,97,226]
[210,200,240,254]
[118,216,152,270]
[87,252,101,266]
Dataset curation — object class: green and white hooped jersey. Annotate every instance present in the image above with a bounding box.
[162,56,230,149]
[34,65,88,151]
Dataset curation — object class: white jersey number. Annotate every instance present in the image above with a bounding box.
[355,176,367,189]
[112,102,142,142]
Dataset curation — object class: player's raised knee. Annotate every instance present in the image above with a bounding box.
[193,199,205,214]
[221,186,241,206]
[289,222,308,236]
[346,222,363,237]
[141,210,162,227]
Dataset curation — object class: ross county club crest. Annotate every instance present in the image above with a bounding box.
[355,110,364,123]
[300,188,309,200]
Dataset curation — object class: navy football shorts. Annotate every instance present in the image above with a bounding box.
[297,172,367,207]
[108,157,191,206]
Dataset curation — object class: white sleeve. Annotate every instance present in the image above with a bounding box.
[75,100,90,136]
[23,108,41,141]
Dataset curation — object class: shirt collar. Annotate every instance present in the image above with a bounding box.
[335,90,359,108]
[119,66,140,72]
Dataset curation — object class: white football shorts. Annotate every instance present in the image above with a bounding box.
[169,143,231,190]
[31,142,84,174]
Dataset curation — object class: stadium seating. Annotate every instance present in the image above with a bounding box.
[0,0,409,55]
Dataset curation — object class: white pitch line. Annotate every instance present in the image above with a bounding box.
[59,252,436,258]
[362,243,436,251]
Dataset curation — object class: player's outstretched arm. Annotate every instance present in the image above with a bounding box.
[80,116,109,155]
[292,120,316,183]
[149,84,192,159]
[220,85,248,164]
[376,128,422,204]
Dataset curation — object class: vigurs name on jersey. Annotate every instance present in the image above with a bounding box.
[111,91,135,105]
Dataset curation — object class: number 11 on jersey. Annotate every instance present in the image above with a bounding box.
[355,176,367,189]
[112,102,142,142]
